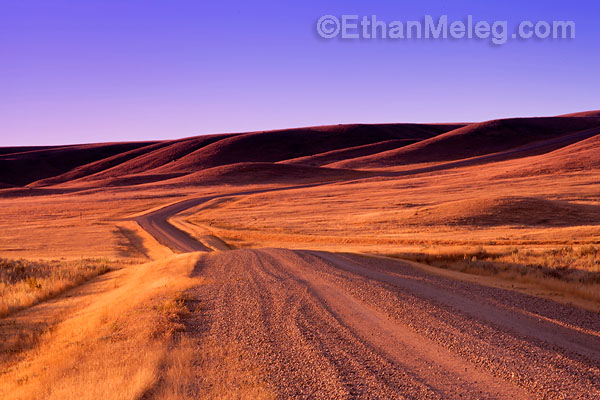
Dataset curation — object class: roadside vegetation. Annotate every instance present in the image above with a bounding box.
[0,252,270,400]
[0,257,118,317]
[387,245,600,306]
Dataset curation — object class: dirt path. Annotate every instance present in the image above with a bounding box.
[134,192,600,399]
[133,183,332,253]
[185,249,600,399]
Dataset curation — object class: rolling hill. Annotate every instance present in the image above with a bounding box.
[330,117,600,169]
[0,113,599,191]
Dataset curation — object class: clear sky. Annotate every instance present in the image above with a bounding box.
[1,0,599,146]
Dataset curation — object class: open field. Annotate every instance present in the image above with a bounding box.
[1,113,600,398]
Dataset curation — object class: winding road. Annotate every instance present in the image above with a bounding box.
[134,184,323,253]
[135,188,600,399]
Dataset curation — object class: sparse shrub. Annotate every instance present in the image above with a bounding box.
[26,277,42,289]
[577,245,597,257]
[153,292,197,337]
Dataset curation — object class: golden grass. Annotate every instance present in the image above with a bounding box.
[0,257,118,317]
[385,245,600,307]
[391,245,600,273]
[0,252,274,399]
[0,189,190,259]
[181,170,600,252]
[154,336,275,400]
[0,253,199,399]
[1,162,599,396]
[500,245,600,274]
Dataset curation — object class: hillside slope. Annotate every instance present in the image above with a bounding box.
[498,133,600,178]
[152,124,460,174]
[153,162,373,187]
[331,117,600,169]
[0,142,157,186]
[2,114,600,189]
[31,134,235,187]
[280,139,417,167]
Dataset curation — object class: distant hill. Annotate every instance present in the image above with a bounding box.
[330,117,600,169]
[0,142,156,186]
[557,110,600,118]
[149,124,460,174]
[498,133,600,178]
[152,162,373,187]
[408,197,600,227]
[30,134,235,187]
[1,112,599,191]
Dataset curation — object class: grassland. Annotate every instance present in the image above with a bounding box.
[0,257,117,317]
[0,253,194,399]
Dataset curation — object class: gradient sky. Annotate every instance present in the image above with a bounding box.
[1,0,599,146]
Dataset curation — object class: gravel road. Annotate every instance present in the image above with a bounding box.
[184,248,600,399]
[133,184,325,253]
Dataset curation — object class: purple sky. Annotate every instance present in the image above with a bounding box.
[1,0,599,146]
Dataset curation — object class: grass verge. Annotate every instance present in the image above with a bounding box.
[385,245,600,308]
[0,257,120,317]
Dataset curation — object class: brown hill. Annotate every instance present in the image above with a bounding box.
[151,124,460,174]
[558,111,600,118]
[154,162,372,187]
[0,146,57,156]
[330,117,600,169]
[30,133,235,187]
[7,124,456,188]
[70,162,372,188]
[280,139,417,167]
[498,133,600,178]
[29,141,171,187]
[2,115,599,189]
[0,142,157,186]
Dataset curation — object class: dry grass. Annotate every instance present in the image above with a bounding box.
[182,169,600,252]
[154,329,275,399]
[386,245,600,306]
[1,152,599,396]
[158,338,275,400]
[501,245,600,273]
[392,245,600,273]
[0,252,274,400]
[0,257,117,317]
[0,253,200,399]
[0,189,191,259]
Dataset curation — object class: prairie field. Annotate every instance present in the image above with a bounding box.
[1,115,600,398]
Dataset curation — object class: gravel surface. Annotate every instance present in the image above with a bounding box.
[184,248,600,399]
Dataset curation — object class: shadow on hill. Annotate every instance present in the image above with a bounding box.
[409,197,600,227]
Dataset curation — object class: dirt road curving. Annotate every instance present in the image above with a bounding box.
[136,195,600,399]
[133,183,329,253]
